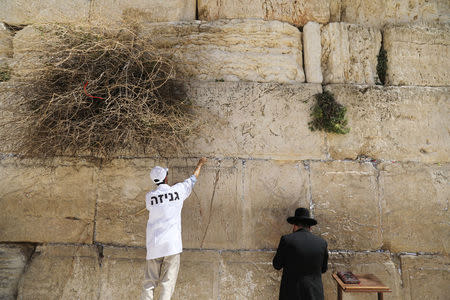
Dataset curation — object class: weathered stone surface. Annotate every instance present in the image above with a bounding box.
[380,162,449,253]
[330,0,450,27]
[0,23,13,59]
[95,158,165,246]
[171,158,244,249]
[220,251,280,300]
[311,161,382,251]
[323,251,402,300]
[90,0,196,24]
[198,0,330,27]
[400,254,450,300]
[185,81,326,160]
[141,19,305,83]
[0,0,90,25]
[303,21,323,83]
[242,160,310,249]
[11,25,43,77]
[321,23,381,84]
[384,23,450,86]
[325,85,450,163]
[18,245,100,299]
[0,158,96,243]
[0,244,33,300]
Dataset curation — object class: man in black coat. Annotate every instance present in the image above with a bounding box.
[273,207,329,300]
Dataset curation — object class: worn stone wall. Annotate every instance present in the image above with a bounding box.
[0,0,449,299]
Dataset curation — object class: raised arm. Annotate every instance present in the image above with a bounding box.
[193,157,207,178]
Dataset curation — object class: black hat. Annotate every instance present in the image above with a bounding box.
[287,207,317,226]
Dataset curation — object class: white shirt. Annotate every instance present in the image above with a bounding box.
[145,175,197,260]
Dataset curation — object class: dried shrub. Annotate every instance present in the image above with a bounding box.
[309,91,350,134]
[1,24,198,158]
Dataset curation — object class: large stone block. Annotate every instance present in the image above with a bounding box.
[140,19,305,83]
[325,85,450,163]
[95,158,165,246]
[185,81,326,160]
[0,244,33,300]
[0,0,90,25]
[330,0,450,27]
[321,23,381,84]
[242,160,310,249]
[384,23,450,86]
[17,245,100,300]
[303,21,323,83]
[311,161,382,251]
[90,0,196,24]
[379,162,449,253]
[400,254,450,300]
[323,251,402,300]
[198,0,330,27]
[0,158,96,243]
[220,251,280,300]
[171,158,244,249]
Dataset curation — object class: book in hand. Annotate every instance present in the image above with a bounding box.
[337,271,360,284]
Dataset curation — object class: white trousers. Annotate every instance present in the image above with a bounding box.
[141,254,180,300]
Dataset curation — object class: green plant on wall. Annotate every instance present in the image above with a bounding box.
[0,65,11,82]
[309,91,350,134]
[376,48,387,85]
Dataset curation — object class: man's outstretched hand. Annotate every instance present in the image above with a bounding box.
[194,157,207,177]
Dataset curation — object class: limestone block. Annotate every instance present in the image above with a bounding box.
[18,245,100,300]
[198,0,330,27]
[400,254,450,300]
[242,160,310,249]
[0,0,90,25]
[0,244,33,300]
[0,23,13,59]
[325,85,450,163]
[220,251,280,300]
[170,158,244,249]
[384,23,450,86]
[185,81,326,160]
[140,19,305,83]
[331,0,450,27]
[321,23,381,84]
[303,21,323,83]
[95,158,165,246]
[0,158,96,243]
[323,252,402,300]
[379,162,449,253]
[11,26,44,77]
[99,247,146,300]
[90,0,195,24]
[310,161,382,251]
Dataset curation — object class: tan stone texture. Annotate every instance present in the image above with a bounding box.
[380,162,449,254]
[242,160,310,249]
[323,251,402,300]
[220,251,280,300]
[0,244,33,300]
[384,23,450,87]
[185,81,326,160]
[0,0,90,25]
[90,0,196,24]
[331,0,450,27]
[325,85,450,163]
[303,21,323,83]
[0,23,13,59]
[0,158,96,243]
[171,158,244,250]
[18,245,100,300]
[400,254,450,300]
[321,23,381,84]
[95,158,165,246]
[140,19,305,83]
[198,0,330,27]
[311,161,382,251]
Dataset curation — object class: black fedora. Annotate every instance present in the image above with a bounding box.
[287,207,317,226]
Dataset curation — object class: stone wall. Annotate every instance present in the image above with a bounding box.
[0,0,449,299]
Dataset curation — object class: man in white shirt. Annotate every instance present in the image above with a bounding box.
[142,157,207,300]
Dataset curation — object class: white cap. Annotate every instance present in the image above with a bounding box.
[150,166,168,184]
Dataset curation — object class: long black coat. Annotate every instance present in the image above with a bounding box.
[273,228,328,300]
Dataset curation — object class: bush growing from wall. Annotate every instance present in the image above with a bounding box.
[309,91,350,134]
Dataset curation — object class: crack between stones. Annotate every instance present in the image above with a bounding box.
[200,165,221,248]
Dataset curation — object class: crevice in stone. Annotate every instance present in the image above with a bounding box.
[95,243,104,267]
[195,0,199,20]
[376,31,387,85]
[2,22,26,34]
[14,243,38,299]
[200,163,221,248]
